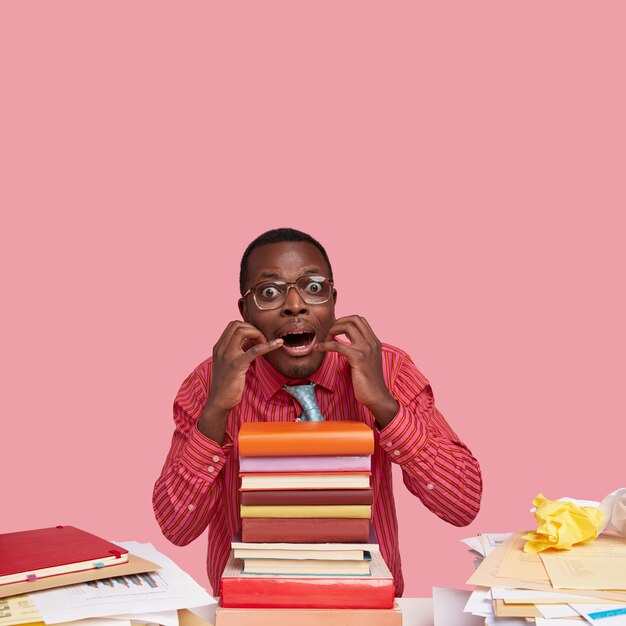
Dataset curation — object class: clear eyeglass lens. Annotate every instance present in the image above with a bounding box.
[254,276,331,309]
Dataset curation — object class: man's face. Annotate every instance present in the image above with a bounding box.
[239,241,337,379]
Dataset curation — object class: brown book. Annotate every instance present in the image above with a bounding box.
[215,601,402,625]
[231,523,379,553]
[241,517,370,543]
[241,488,373,506]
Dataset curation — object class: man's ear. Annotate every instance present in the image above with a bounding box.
[332,288,338,305]
[238,297,248,321]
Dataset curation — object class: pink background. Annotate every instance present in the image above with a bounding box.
[1,2,625,597]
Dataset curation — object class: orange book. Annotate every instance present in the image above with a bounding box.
[238,421,374,457]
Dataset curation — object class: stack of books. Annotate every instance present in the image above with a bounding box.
[217,421,401,625]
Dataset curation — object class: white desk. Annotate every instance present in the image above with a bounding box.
[396,598,434,626]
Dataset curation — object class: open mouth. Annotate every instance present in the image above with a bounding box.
[280,331,315,349]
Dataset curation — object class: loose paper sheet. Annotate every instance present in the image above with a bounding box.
[432,587,484,626]
[463,588,493,617]
[492,588,608,604]
[30,543,215,624]
[0,595,41,626]
[498,533,551,581]
[537,604,579,618]
[481,533,512,556]
[571,604,626,625]
[540,534,626,590]
[535,617,585,626]
[105,612,178,626]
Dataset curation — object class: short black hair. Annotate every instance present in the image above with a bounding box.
[240,228,333,294]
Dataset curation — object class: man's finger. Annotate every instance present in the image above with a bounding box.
[325,318,366,345]
[230,324,268,349]
[350,316,380,346]
[316,340,355,357]
[358,316,379,338]
[215,321,265,352]
[214,320,243,346]
[237,338,284,364]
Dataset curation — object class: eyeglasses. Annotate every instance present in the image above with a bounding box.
[242,275,334,310]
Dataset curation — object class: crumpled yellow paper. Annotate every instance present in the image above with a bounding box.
[523,493,605,553]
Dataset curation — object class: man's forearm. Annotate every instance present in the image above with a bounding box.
[197,401,230,445]
[369,392,400,430]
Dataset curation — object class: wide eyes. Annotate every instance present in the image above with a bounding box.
[259,285,281,300]
[303,279,323,294]
[247,275,333,310]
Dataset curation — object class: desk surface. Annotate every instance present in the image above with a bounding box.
[396,598,434,626]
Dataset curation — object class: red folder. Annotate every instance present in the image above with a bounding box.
[0,525,128,585]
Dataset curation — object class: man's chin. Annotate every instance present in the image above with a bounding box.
[264,350,325,380]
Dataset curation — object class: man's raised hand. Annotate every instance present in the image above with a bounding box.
[198,321,283,443]
[316,315,399,427]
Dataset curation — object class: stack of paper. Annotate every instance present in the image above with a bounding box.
[0,527,216,626]
[215,421,400,624]
[461,531,626,625]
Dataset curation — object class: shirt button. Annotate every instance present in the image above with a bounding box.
[207,466,215,473]
[393,450,400,456]
[427,483,434,490]
[188,504,195,511]
[386,441,393,447]
[212,455,220,463]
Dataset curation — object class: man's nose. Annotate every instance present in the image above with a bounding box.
[282,285,308,315]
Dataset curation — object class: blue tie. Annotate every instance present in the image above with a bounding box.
[283,383,325,422]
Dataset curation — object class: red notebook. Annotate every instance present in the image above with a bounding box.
[220,549,394,609]
[0,526,129,585]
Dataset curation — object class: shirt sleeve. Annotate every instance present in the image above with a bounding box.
[377,350,482,527]
[152,361,234,545]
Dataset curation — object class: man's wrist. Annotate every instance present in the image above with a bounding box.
[197,400,230,444]
[367,392,399,429]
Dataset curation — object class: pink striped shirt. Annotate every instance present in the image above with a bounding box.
[153,344,482,596]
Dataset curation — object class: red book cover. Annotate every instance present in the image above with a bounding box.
[241,518,370,543]
[0,526,128,584]
[219,550,394,609]
[240,489,374,506]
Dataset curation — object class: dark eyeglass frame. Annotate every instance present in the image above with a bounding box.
[241,275,334,310]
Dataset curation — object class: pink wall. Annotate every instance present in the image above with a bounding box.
[1,2,625,597]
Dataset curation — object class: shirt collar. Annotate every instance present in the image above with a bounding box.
[252,352,339,400]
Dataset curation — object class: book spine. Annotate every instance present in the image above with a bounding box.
[240,489,374,506]
[219,576,394,609]
[240,504,371,519]
[239,456,371,473]
[241,518,370,543]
